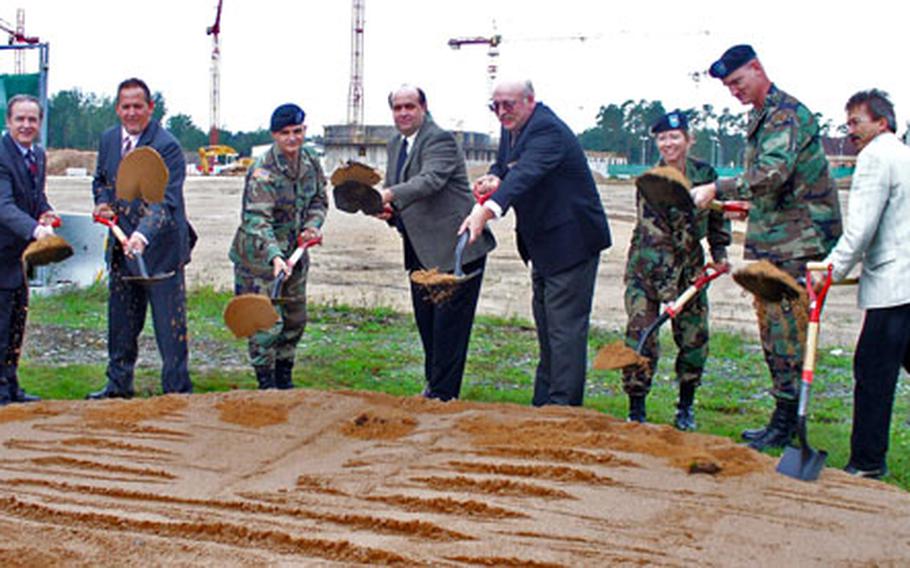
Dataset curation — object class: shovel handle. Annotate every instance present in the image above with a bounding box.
[93,213,130,246]
[270,270,288,300]
[288,235,323,269]
[709,200,750,214]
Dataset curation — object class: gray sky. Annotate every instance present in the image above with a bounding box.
[11,0,908,137]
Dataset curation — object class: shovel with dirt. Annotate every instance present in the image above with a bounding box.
[21,217,74,268]
[594,263,730,370]
[410,232,482,304]
[93,214,175,284]
[636,165,750,217]
[777,261,837,482]
[223,235,323,339]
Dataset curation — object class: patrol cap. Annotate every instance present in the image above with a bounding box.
[651,110,688,134]
[270,103,306,132]
[708,44,757,79]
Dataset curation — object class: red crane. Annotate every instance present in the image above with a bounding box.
[206,0,223,146]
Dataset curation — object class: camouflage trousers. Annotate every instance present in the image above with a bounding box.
[621,275,709,397]
[234,263,308,369]
[753,260,809,402]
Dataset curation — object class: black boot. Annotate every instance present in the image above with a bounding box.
[254,366,276,390]
[274,359,294,390]
[747,398,798,451]
[0,378,12,406]
[9,377,40,403]
[628,395,647,423]
[674,382,696,431]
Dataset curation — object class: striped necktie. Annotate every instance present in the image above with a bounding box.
[24,149,38,180]
[122,137,133,157]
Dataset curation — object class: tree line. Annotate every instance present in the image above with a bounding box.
[45,88,272,156]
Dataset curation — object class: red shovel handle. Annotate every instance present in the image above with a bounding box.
[93,213,129,246]
[288,234,323,269]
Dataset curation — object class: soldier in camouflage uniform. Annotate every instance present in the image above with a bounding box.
[623,110,731,430]
[229,104,327,390]
[692,45,842,451]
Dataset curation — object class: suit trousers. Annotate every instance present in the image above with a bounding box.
[849,302,910,470]
[0,284,28,384]
[410,255,485,401]
[105,265,192,395]
[531,253,600,406]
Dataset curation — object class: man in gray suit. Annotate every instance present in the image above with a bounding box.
[819,89,910,479]
[377,85,495,400]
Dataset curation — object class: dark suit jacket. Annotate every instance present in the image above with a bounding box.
[92,121,193,275]
[489,103,611,276]
[386,118,495,271]
[0,134,50,289]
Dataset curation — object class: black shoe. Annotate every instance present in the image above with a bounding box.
[254,366,276,390]
[741,425,768,442]
[86,388,133,400]
[274,359,294,390]
[627,396,647,423]
[674,406,696,431]
[13,389,41,403]
[844,463,888,480]
[747,399,797,452]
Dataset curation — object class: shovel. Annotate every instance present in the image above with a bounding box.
[223,235,322,338]
[636,166,750,216]
[777,261,833,481]
[93,214,174,284]
[22,217,74,267]
[410,231,482,304]
[594,263,729,370]
[116,146,168,204]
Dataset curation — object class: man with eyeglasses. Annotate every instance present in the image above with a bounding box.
[813,90,910,479]
[461,79,611,407]
[690,45,842,452]
[375,85,495,401]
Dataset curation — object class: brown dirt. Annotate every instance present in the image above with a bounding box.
[46,149,96,175]
[593,340,649,370]
[0,389,906,565]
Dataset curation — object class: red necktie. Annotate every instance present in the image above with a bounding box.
[25,149,38,178]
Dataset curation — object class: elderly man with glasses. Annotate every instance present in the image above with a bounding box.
[461,79,611,407]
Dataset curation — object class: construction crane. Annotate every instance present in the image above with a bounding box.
[0,8,39,74]
[347,0,365,129]
[206,0,223,146]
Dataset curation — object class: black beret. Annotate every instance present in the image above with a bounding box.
[708,44,757,79]
[270,103,306,132]
[651,110,688,134]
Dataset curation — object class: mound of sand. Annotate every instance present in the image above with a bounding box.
[46,149,97,176]
[0,389,907,565]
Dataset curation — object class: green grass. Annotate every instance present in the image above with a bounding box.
[20,285,910,491]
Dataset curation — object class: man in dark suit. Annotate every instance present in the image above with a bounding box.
[0,94,56,405]
[88,78,194,399]
[461,79,611,406]
[376,85,496,400]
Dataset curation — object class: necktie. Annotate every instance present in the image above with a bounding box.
[122,137,133,157]
[24,149,38,179]
[395,138,408,184]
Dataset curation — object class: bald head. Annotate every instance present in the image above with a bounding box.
[389,84,428,136]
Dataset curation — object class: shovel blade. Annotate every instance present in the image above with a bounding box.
[777,445,828,481]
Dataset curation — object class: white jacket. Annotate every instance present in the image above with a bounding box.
[824,132,910,309]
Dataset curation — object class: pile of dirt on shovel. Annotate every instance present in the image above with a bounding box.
[0,388,907,566]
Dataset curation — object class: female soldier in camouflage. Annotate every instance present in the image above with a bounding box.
[229,104,327,389]
[622,110,730,429]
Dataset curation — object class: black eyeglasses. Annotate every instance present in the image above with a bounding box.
[488,99,520,113]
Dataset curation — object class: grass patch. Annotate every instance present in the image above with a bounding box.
[20,285,910,491]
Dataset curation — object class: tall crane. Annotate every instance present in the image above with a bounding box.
[206,0,223,146]
[347,0,365,129]
[0,8,39,74]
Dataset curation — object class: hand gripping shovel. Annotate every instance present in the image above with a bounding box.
[223,235,322,339]
[93,214,174,284]
[594,263,729,370]
[777,262,833,481]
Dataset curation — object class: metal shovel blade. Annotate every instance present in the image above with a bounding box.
[777,427,828,481]
[121,252,175,284]
[452,231,481,283]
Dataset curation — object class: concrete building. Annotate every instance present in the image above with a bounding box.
[585,150,628,178]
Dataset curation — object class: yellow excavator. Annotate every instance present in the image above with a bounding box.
[197,145,253,176]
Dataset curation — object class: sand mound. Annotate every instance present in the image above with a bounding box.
[0,389,906,565]
[46,149,97,176]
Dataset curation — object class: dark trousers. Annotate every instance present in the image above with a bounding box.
[849,302,910,469]
[409,255,485,401]
[105,266,192,395]
[0,285,28,392]
[531,253,600,407]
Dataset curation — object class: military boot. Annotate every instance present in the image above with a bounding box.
[674,382,697,431]
[254,366,276,390]
[274,359,295,390]
[627,395,647,423]
[747,398,798,451]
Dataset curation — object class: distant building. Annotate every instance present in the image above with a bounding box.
[585,150,628,178]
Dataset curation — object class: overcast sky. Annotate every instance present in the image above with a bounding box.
[10,0,908,137]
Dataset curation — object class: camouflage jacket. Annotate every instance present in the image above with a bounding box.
[625,158,730,299]
[229,144,327,275]
[715,85,842,262]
